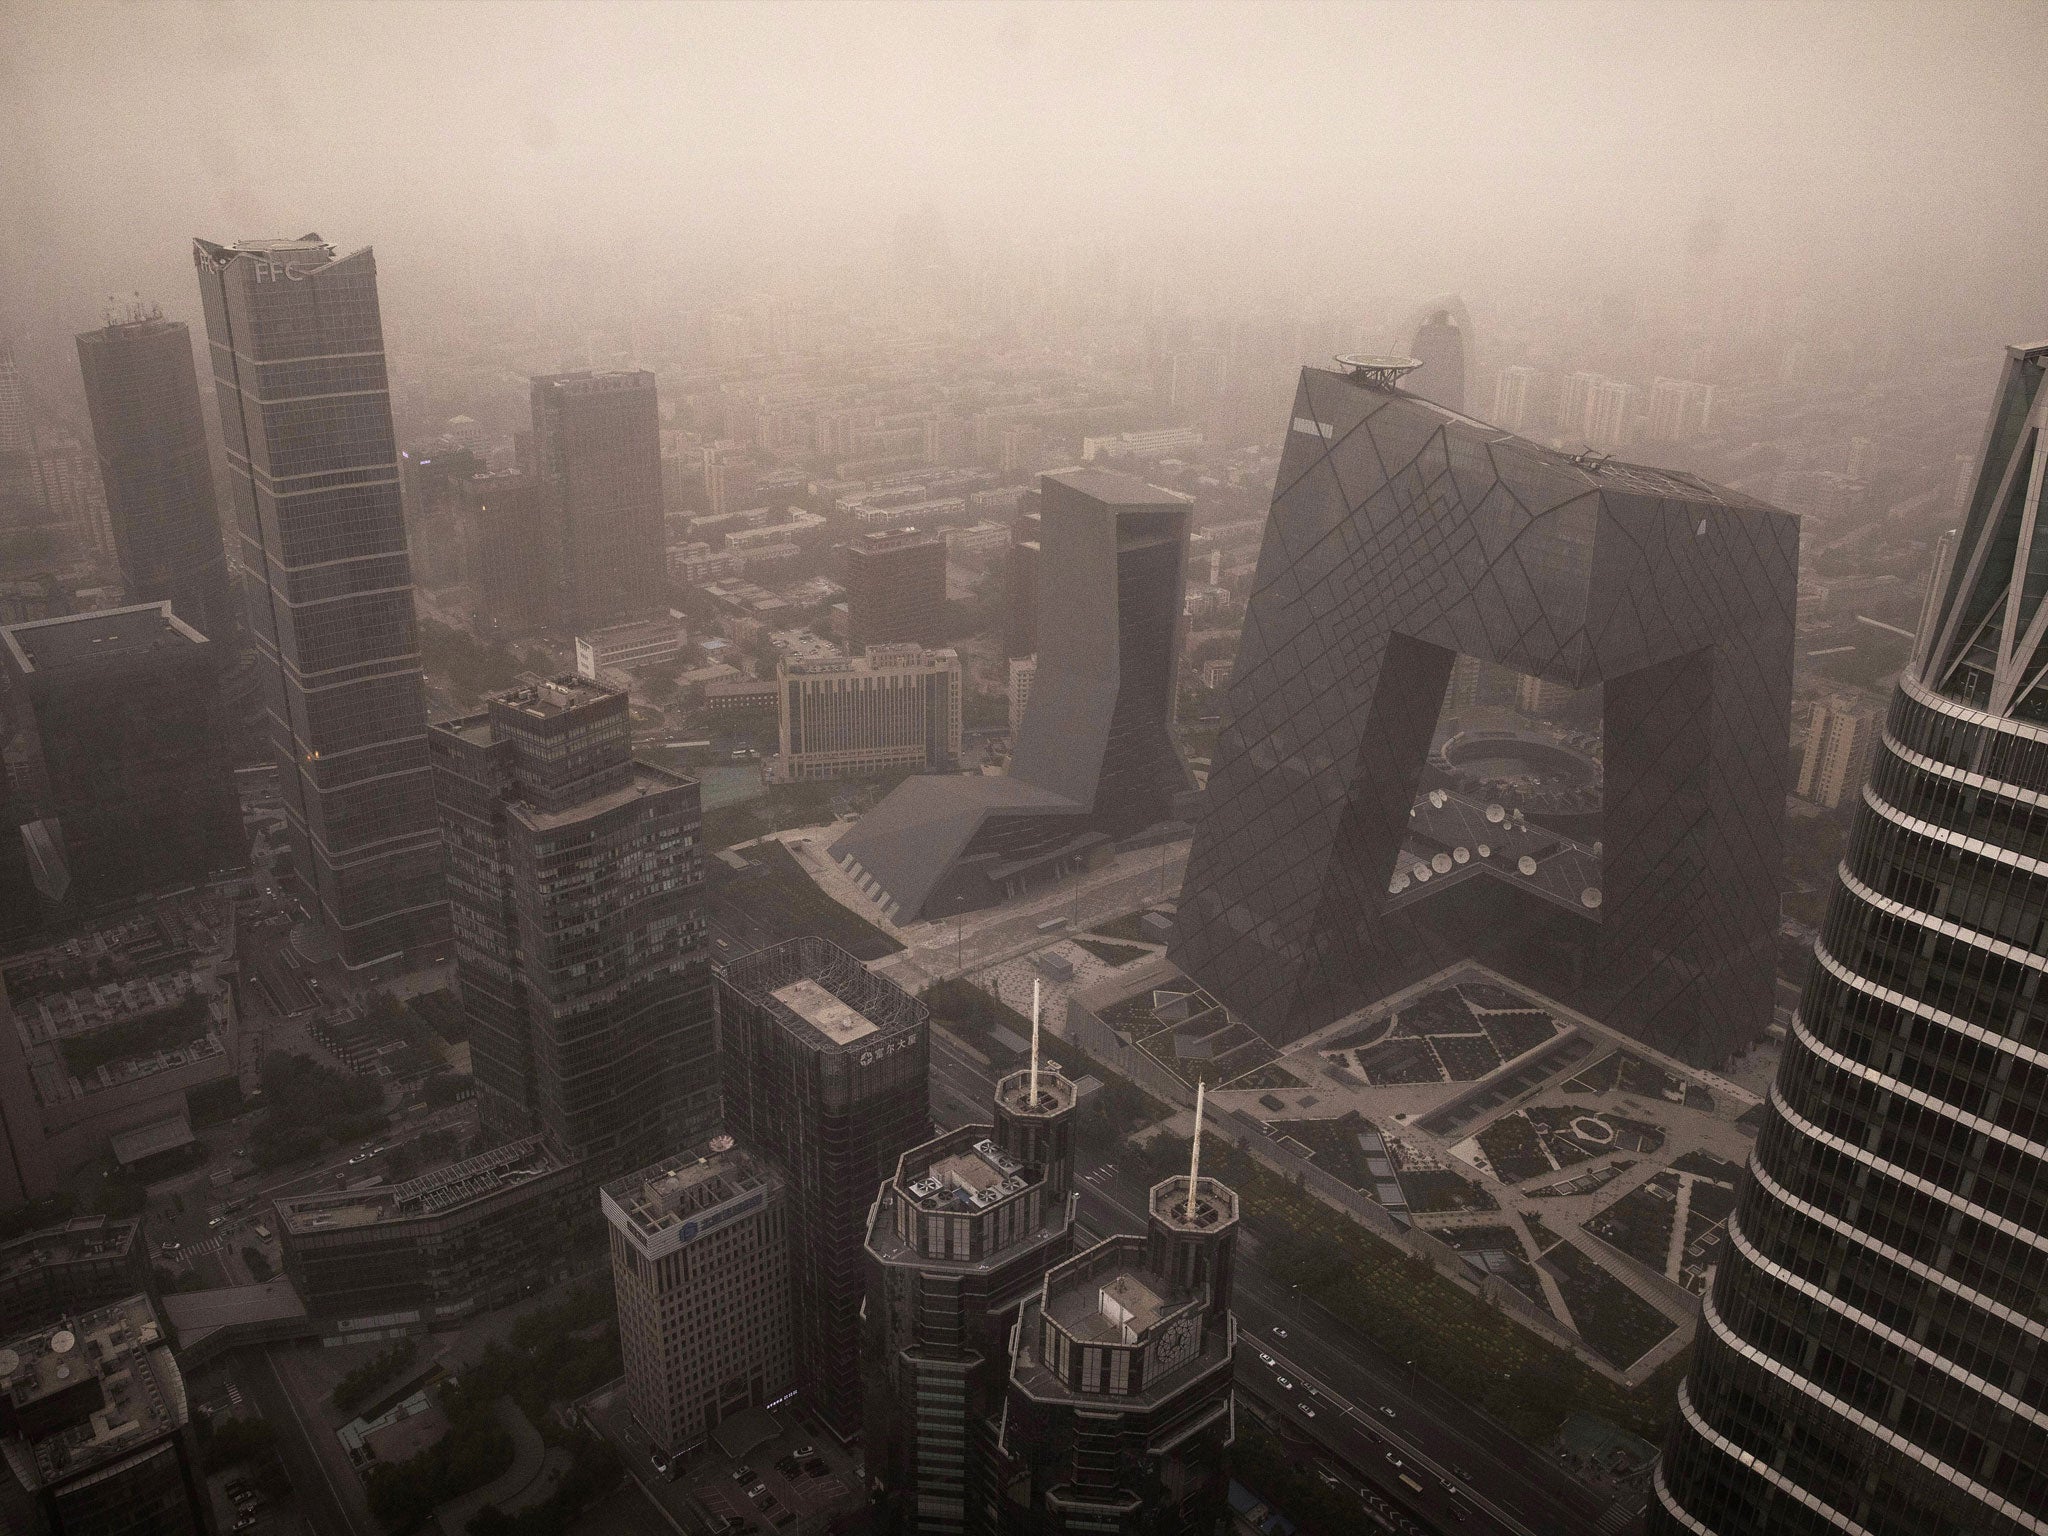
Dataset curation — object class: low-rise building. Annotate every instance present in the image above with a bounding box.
[774,645,961,783]
[0,1294,207,1535]
[575,617,686,680]
[0,1217,145,1339]
[703,678,779,715]
[274,1134,586,1338]
[604,1138,792,1460]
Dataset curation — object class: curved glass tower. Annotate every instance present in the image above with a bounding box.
[1654,341,2048,1536]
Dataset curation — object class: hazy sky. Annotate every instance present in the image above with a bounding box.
[4,0,2044,357]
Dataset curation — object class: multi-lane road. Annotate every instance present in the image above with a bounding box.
[930,1029,1615,1536]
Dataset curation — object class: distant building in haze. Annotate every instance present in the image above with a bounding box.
[74,307,236,641]
[717,938,929,1439]
[0,604,244,908]
[193,234,448,972]
[1646,377,1716,442]
[605,1138,793,1461]
[843,526,947,652]
[1405,301,1470,413]
[1490,364,1539,433]
[774,645,961,784]
[530,371,666,629]
[430,677,715,1170]
[1795,696,1880,809]
[1005,501,1040,660]
[464,470,561,634]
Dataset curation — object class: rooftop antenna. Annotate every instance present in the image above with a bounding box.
[1185,1079,1206,1221]
[1029,979,1041,1104]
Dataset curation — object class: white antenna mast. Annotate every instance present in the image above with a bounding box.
[1028,979,1041,1103]
[1185,1079,1205,1221]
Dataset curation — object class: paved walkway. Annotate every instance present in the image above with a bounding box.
[438,1399,546,1535]
[1665,1173,1697,1282]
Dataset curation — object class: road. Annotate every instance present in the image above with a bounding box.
[929,1030,1610,1536]
[242,1347,362,1536]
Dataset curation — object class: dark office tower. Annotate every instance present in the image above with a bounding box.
[193,235,448,972]
[718,938,930,1439]
[74,307,235,642]
[1004,1166,1238,1535]
[844,526,948,652]
[1005,502,1041,660]
[834,468,1193,921]
[864,1063,1079,1534]
[1172,363,1796,1065]
[464,470,563,635]
[430,677,714,1169]
[529,371,665,629]
[1653,341,2048,1536]
[1,604,244,907]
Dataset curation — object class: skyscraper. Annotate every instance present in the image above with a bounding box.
[1004,1156,1239,1535]
[1652,340,2048,1536]
[843,526,947,652]
[717,938,930,1439]
[193,235,448,971]
[1795,696,1881,809]
[74,307,236,641]
[833,468,1193,922]
[1172,362,1796,1065]
[430,677,715,1170]
[1646,377,1716,443]
[864,1051,1080,1533]
[530,371,666,629]
[1,604,245,907]
[464,469,563,634]
[1491,364,1539,433]
[1406,301,1470,413]
[605,1137,793,1461]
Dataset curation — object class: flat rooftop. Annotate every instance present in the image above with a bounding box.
[491,676,622,719]
[771,978,877,1045]
[276,1135,566,1233]
[0,1294,186,1491]
[0,1217,138,1284]
[1050,1266,1172,1345]
[603,1140,777,1248]
[2,603,205,675]
[901,1133,1029,1213]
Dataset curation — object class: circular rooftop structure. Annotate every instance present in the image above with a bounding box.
[996,1068,1077,1117]
[1333,354,1424,390]
[1149,1174,1240,1232]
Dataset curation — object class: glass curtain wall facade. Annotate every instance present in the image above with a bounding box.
[193,236,448,970]
[529,371,665,630]
[430,678,715,1173]
[1654,342,2048,1536]
[717,937,930,1439]
[1171,365,1797,1066]
[74,313,236,641]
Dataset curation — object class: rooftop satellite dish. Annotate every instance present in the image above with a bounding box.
[50,1329,75,1355]
[1582,888,1603,909]
[1477,843,1491,858]
[1453,846,1470,864]
[0,1348,19,1377]
[1333,354,1425,390]
[1486,804,1505,823]
[708,1133,734,1154]
[1518,855,1538,876]
[1431,853,1453,874]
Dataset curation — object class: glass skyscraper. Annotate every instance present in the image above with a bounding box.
[1654,341,2048,1535]
[529,371,666,630]
[193,235,448,970]
[74,308,236,641]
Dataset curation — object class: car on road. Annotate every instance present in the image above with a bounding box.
[159,1241,180,1255]
[1256,1351,1274,1366]
[208,1216,224,1228]
[1378,1404,1396,1418]
[1273,1376,1292,1390]
[1271,1325,1288,1338]
[1297,1403,1316,1418]
[1385,1453,1404,1469]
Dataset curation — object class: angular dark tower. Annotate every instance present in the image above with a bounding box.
[863,1022,1078,1535]
[74,305,236,641]
[1171,361,1797,1066]
[718,938,930,1440]
[430,677,714,1171]
[833,468,1193,921]
[529,371,665,629]
[193,235,448,972]
[1653,341,2048,1536]
[1005,498,1041,660]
